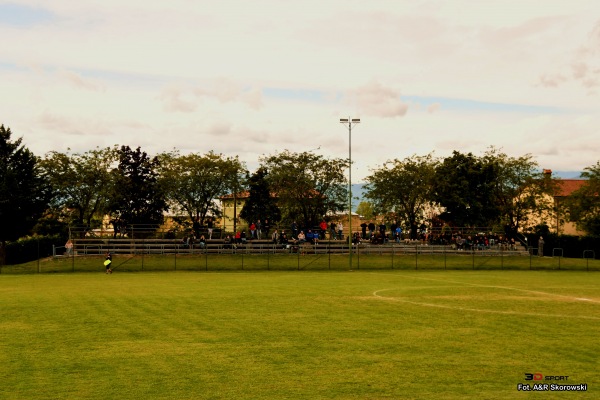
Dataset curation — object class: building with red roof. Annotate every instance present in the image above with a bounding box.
[546,171,587,235]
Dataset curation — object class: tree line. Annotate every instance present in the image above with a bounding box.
[362,149,600,239]
[1,123,599,263]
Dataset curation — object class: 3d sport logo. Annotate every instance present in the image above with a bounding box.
[525,373,566,381]
[518,373,588,392]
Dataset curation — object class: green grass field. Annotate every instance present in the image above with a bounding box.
[1,269,598,399]
[4,252,600,274]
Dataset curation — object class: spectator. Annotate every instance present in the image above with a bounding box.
[223,235,234,249]
[280,230,289,245]
[65,239,73,256]
[368,222,376,238]
[307,229,318,244]
[360,222,367,239]
[379,223,386,238]
[297,231,306,244]
[256,220,262,239]
[207,218,214,239]
[319,219,328,240]
[395,226,402,243]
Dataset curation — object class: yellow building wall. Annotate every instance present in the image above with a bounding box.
[554,197,585,236]
[220,198,248,232]
[522,194,586,236]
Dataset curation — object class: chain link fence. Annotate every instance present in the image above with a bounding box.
[1,239,599,273]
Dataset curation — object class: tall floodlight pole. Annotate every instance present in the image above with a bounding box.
[340,117,360,269]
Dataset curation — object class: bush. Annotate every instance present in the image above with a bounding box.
[525,233,600,259]
[5,235,64,265]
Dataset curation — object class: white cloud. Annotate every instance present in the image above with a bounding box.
[206,121,233,137]
[58,69,103,91]
[427,103,441,113]
[533,17,600,95]
[0,0,599,182]
[159,85,197,113]
[193,78,263,110]
[538,74,568,88]
[345,81,409,118]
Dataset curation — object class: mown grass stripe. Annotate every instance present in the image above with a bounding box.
[0,271,598,399]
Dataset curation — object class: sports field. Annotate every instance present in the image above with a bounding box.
[5,251,600,273]
[1,270,598,399]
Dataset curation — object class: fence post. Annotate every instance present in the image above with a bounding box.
[444,245,446,270]
[552,248,563,270]
[174,247,177,271]
[583,250,595,272]
[356,242,360,267]
[415,245,418,270]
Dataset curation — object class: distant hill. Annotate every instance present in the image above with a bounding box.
[553,171,584,179]
[350,183,366,212]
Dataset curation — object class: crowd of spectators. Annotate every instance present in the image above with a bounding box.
[345,221,524,251]
[184,217,523,252]
[426,232,519,250]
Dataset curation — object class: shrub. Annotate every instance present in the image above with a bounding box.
[5,235,64,265]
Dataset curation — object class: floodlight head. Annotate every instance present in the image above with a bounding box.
[340,118,349,122]
[352,118,360,123]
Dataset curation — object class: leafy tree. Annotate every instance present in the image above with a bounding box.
[158,151,246,234]
[432,151,499,227]
[224,158,248,234]
[239,167,280,225]
[355,201,375,220]
[0,125,51,263]
[432,148,555,234]
[109,146,168,234]
[364,154,437,235]
[565,161,600,235]
[41,147,117,230]
[482,147,555,234]
[31,213,69,239]
[260,150,348,229]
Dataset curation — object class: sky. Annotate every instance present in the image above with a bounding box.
[1,0,599,182]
